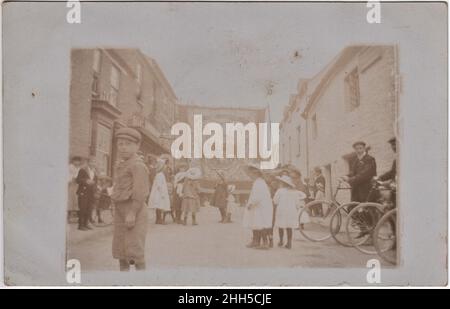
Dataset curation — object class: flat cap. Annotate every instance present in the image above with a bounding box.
[115,127,142,144]
[352,141,366,148]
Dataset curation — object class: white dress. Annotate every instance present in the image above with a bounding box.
[226,194,238,214]
[274,188,308,228]
[242,177,273,229]
[148,172,171,211]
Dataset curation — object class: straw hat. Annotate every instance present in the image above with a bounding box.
[244,162,262,174]
[227,184,236,193]
[174,171,186,184]
[185,167,202,180]
[276,175,296,188]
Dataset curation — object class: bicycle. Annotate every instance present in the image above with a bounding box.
[373,208,397,264]
[298,180,357,243]
[345,180,396,258]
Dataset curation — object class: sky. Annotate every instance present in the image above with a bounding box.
[99,1,440,122]
[5,1,447,123]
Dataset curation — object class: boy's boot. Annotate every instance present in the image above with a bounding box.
[285,228,293,249]
[119,259,130,272]
[278,228,284,247]
[246,230,257,248]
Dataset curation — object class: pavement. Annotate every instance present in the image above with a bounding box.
[67,205,390,271]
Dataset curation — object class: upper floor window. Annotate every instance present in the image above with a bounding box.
[312,114,318,139]
[109,66,120,107]
[345,68,360,111]
[136,64,143,101]
[93,49,101,73]
[91,50,101,95]
[136,63,142,85]
[288,136,292,163]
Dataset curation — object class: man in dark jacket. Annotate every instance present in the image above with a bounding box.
[342,141,377,203]
[212,172,228,223]
[342,141,377,239]
[76,156,98,230]
[378,137,396,182]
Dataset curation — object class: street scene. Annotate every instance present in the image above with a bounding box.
[67,45,398,271]
[67,6,399,273]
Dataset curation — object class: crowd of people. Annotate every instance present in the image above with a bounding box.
[241,137,397,250]
[68,156,113,230]
[68,126,397,271]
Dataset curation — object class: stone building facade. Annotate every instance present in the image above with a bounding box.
[70,48,176,176]
[280,45,400,201]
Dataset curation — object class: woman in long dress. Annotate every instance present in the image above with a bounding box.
[273,175,307,249]
[148,159,171,224]
[242,163,273,249]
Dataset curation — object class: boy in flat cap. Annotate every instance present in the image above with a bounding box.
[111,127,150,271]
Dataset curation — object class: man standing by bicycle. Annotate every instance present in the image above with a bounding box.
[377,137,396,182]
[341,141,377,239]
[341,141,377,203]
[375,137,397,208]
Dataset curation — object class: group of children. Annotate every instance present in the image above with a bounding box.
[243,163,310,250]
[71,126,315,271]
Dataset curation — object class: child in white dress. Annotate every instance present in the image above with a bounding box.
[273,175,307,249]
[225,185,238,223]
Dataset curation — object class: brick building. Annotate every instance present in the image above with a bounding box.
[280,45,400,201]
[70,49,176,176]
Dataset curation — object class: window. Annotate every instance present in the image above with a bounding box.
[136,63,142,85]
[92,50,101,95]
[296,125,301,156]
[136,63,143,100]
[109,66,120,107]
[345,68,360,111]
[95,124,112,176]
[312,114,318,139]
[288,136,292,163]
[92,50,101,73]
[92,74,99,95]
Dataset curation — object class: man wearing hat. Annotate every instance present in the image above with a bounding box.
[76,156,98,230]
[377,137,396,182]
[111,127,150,271]
[212,171,228,223]
[341,141,377,203]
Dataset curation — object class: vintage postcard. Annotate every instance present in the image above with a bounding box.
[2,1,447,286]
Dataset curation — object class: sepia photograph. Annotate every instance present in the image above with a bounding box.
[2,1,447,286]
[66,45,399,271]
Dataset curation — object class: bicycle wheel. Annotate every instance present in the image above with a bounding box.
[329,202,360,247]
[298,200,338,242]
[374,209,397,265]
[346,203,384,254]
